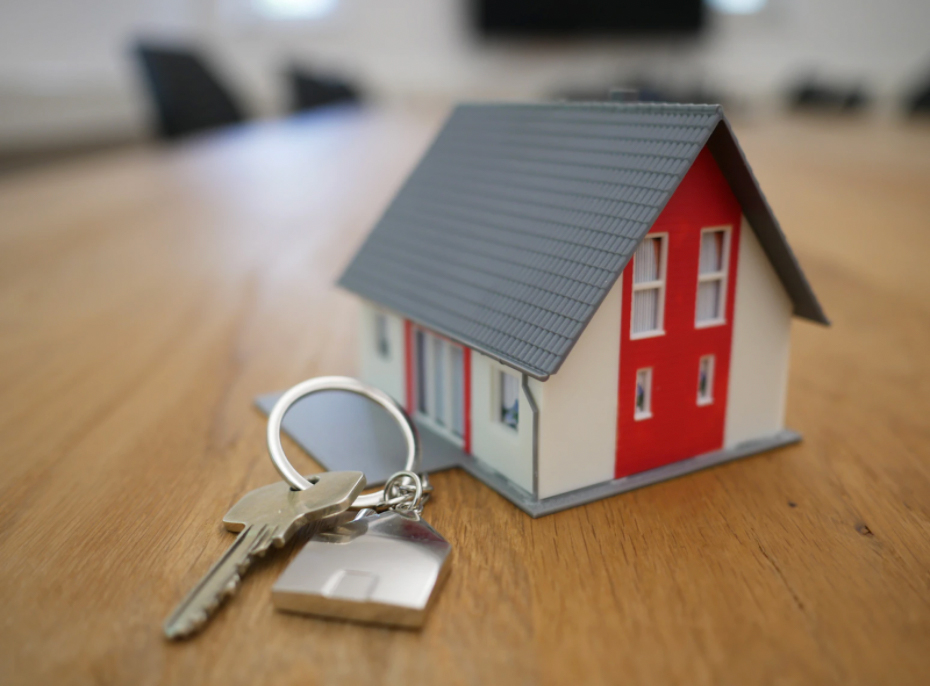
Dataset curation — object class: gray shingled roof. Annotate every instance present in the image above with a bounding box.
[339,102,827,380]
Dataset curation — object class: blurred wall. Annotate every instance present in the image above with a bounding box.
[1,0,929,151]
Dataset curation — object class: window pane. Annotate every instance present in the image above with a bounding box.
[635,368,652,417]
[500,372,519,430]
[696,280,722,322]
[699,231,725,274]
[632,288,659,334]
[432,337,445,425]
[415,330,427,414]
[375,312,389,359]
[634,236,661,283]
[451,346,464,436]
[698,355,714,403]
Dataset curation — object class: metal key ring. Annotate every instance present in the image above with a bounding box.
[266,376,421,509]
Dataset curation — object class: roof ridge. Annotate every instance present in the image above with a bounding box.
[457,101,724,113]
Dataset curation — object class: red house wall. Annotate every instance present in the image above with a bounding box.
[615,146,743,478]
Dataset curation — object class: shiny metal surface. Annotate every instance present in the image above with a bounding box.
[383,470,425,512]
[266,376,421,509]
[272,510,452,628]
[163,471,365,639]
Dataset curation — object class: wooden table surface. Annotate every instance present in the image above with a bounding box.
[1,106,929,685]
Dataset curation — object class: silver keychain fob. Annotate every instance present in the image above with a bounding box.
[272,509,451,628]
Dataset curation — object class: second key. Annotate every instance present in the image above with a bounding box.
[163,470,366,639]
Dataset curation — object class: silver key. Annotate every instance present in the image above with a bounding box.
[163,471,366,639]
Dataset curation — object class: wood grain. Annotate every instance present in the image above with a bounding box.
[1,106,928,686]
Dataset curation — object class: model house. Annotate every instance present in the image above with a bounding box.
[338,102,828,515]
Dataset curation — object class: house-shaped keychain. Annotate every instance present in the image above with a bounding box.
[326,101,829,516]
[272,510,452,627]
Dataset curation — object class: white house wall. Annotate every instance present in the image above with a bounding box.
[536,278,622,499]
[469,354,538,494]
[724,216,793,447]
[357,301,405,404]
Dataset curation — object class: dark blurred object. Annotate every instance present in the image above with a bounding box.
[286,66,361,113]
[474,0,703,36]
[134,43,247,140]
[903,67,930,116]
[788,77,870,114]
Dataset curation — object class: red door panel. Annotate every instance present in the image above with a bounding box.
[615,146,742,478]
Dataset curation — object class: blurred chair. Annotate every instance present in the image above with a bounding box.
[133,43,247,140]
[904,66,930,116]
[787,77,870,114]
[285,65,361,113]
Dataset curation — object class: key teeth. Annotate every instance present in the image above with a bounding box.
[164,571,245,640]
[165,500,356,639]
[165,609,208,639]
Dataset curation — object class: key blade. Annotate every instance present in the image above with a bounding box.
[163,524,270,639]
[164,473,366,639]
[223,471,366,533]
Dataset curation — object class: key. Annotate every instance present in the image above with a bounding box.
[163,470,366,639]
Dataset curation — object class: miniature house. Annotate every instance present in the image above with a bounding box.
[338,102,828,516]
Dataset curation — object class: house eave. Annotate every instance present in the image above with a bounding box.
[350,295,552,381]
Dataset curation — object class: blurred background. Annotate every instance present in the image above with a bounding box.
[1,0,929,172]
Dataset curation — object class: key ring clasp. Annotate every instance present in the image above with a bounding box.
[266,376,421,509]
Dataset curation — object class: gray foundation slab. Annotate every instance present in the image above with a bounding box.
[500,430,802,517]
[256,392,800,516]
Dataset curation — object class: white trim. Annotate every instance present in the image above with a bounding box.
[694,318,727,329]
[634,367,653,420]
[630,232,669,339]
[695,226,732,328]
[629,328,666,341]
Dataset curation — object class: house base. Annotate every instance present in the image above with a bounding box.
[456,430,801,517]
[256,391,800,517]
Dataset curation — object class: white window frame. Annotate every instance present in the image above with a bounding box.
[695,226,732,328]
[697,355,715,406]
[412,326,465,445]
[634,368,653,420]
[630,233,669,340]
[497,369,520,432]
[374,311,390,360]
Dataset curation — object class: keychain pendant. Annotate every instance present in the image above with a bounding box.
[272,510,451,628]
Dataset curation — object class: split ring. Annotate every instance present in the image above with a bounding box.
[266,375,421,509]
